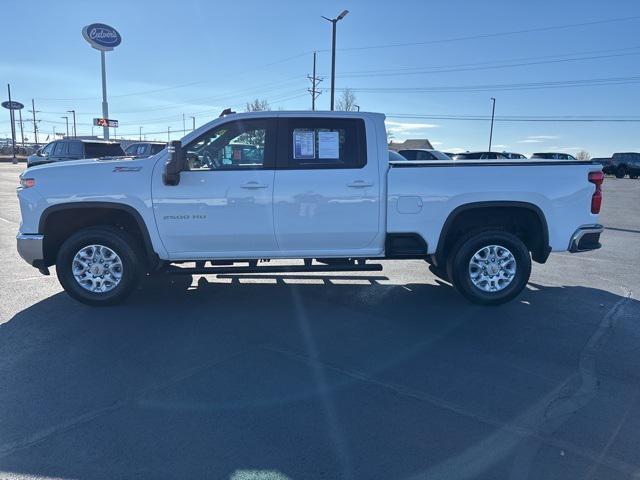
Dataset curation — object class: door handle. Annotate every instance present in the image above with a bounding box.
[240,182,268,189]
[347,180,373,188]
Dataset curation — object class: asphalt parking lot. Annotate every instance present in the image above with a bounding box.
[0,162,639,480]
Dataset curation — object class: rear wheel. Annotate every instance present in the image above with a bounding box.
[447,230,531,305]
[615,165,627,178]
[56,226,142,306]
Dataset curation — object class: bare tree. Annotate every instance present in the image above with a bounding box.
[576,150,591,161]
[245,99,270,112]
[336,88,357,111]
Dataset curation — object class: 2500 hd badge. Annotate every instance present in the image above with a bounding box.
[163,214,207,220]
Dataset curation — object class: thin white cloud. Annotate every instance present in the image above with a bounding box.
[518,139,543,144]
[529,135,559,140]
[385,120,439,133]
[431,141,443,146]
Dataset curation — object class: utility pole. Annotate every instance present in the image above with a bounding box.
[182,113,186,136]
[167,126,171,142]
[67,110,76,137]
[322,10,349,111]
[190,116,195,131]
[488,97,496,152]
[139,126,142,141]
[307,51,323,111]
[7,84,17,162]
[30,99,39,144]
[61,116,69,137]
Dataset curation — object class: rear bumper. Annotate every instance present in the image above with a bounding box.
[16,233,44,267]
[568,224,603,252]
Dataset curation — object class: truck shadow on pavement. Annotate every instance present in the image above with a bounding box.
[1,276,639,480]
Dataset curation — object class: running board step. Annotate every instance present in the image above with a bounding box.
[166,263,383,275]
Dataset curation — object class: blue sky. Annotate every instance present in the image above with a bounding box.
[1,0,640,156]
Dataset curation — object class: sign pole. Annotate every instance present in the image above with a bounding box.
[101,50,109,140]
[18,109,25,146]
[7,84,16,163]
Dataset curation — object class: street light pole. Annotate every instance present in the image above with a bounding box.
[67,110,76,137]
[61,116,69,137]
[190,116,196,131]
[322,10,349,111]
[488,97,496,152]
[167,126,171,142]
[139,126,143,141]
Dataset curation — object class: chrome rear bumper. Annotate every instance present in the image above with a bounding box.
[569,224,604,252]
[16,233,44,266]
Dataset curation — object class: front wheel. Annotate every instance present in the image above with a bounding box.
[615,166,626,178]
[56,226,142,306]
[447,230,531,305]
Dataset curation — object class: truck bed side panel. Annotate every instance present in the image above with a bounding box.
[387,162,600,253]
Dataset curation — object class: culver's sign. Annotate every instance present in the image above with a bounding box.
[82,23,121,51]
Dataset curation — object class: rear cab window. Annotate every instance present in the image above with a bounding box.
[84,142,125,158]
[277,117,366,169]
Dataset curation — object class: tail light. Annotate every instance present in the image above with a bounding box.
[20,177,35,189]
[588,171,604,214]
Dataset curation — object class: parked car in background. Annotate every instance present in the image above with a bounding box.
[124,142,166,158]
[389,150,407,162]
[591,157,613,175]
[530,152,577,161]
[397,149,452,161]
[451,152,508,160]
[610,152,640,179]
[27,139,125,167]
[502,152,527,160]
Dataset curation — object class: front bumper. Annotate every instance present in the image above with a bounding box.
[568,224,604,252]
[16,233,45,268]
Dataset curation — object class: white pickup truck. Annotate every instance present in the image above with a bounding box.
[16,111,604,306]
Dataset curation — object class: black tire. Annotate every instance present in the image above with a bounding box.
[615,166,626,178]
[428,264,450,283]
[56,226,142,306]
[630,173,639,179]
[446,230,531,306]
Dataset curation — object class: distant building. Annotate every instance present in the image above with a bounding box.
[388,139,434,151]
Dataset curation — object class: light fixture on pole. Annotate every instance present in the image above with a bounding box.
[61,116,69,137]
[82,23,122,140]
[322,10,349,111]
[488,97,496,152]
[67,110,77,137]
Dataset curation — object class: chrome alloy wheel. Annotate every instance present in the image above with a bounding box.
[468,244,516,292]
[72,244,123,293]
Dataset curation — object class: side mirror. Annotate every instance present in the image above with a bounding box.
[163,140,185,186]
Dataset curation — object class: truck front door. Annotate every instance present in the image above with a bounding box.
[152,118,278,258]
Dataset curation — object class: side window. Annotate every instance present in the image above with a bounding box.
[150,144,166,155]
[417,151,436,160]
[52,142,68,157]
[124,144,137,155]
[42,143,55,155]
[185,119,274,171]
[68,142,83,157]
[279,118,366,169]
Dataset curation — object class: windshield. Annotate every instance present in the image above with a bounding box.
[85,142,125,158]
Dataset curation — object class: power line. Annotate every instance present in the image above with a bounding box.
[320,15,640,53]
[336,74,640,93]
[334,48,640,78]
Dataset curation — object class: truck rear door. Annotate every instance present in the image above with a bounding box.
[273,117,381,254]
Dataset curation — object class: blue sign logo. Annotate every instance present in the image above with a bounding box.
[82,23,121,51]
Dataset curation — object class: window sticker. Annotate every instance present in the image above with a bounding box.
[293,130,315,159]
[318,131,340,159]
